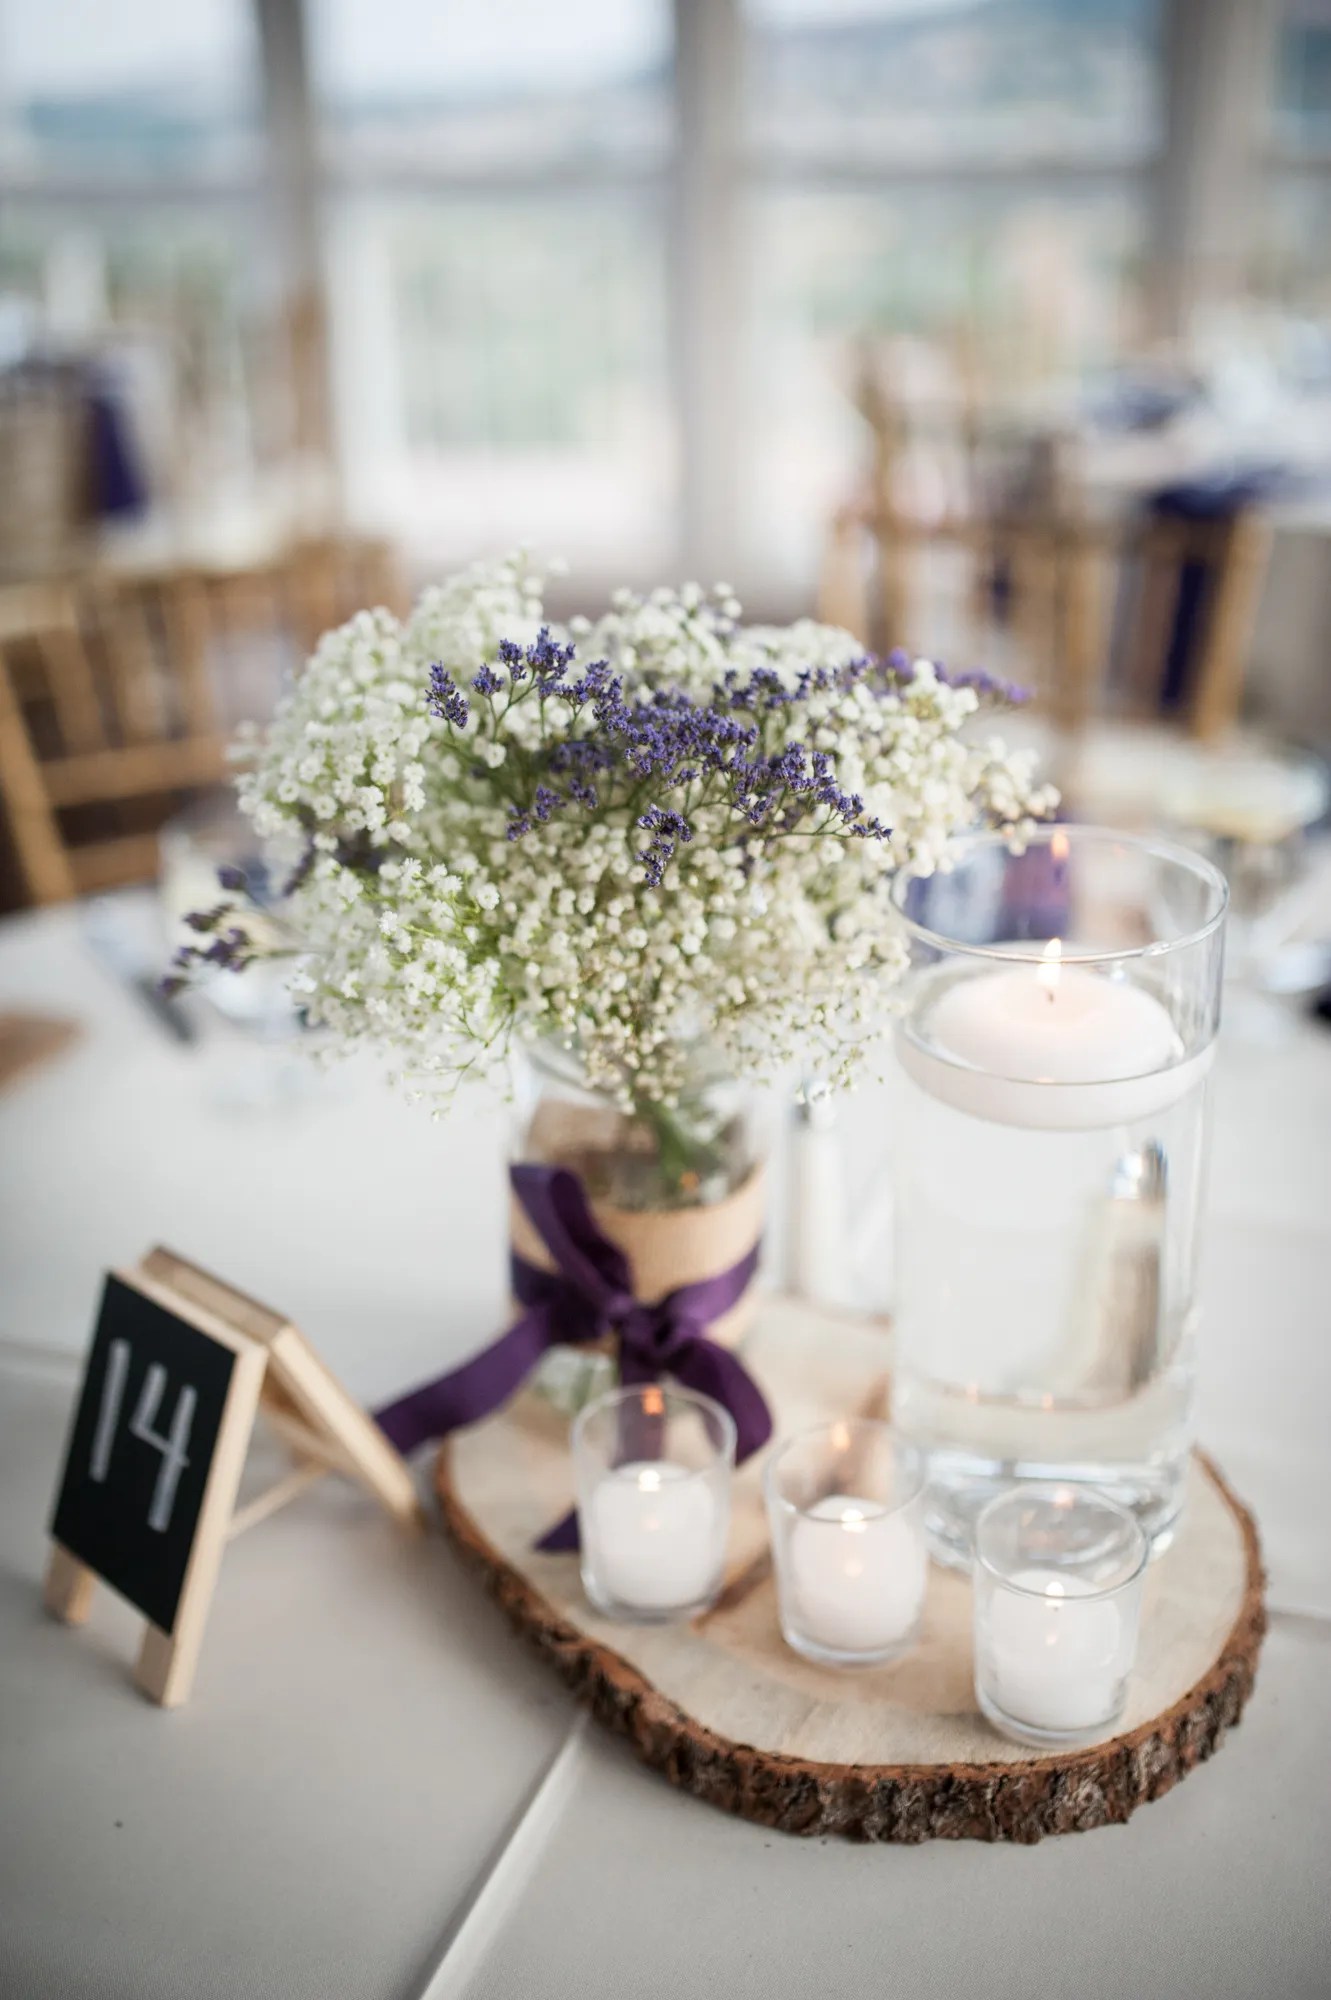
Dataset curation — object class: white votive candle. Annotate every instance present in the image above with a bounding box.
[588,1461,720,1613]
[898,941,1208,1130]
[981,1570,1126,1734]
[788,1494,927,1658]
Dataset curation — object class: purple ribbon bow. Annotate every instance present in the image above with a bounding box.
[375,1163,771,1550]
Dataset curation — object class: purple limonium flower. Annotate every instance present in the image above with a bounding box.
[427,663,470,729]
[164,910,259,988]
[638,806,694,887]
[419,629,1011,889]
[283,842,318,896]
[890,648,1029,705]
[943,666,1032,705]
[494,627,578,689]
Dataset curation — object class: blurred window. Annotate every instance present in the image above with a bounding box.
[745,0,1161,166]
[312,0,677,572]
[0,0,261,182]
[0,2,262,523]
[1268,4,1331,320]
[313,0,673,171]
[738,0,1161,583]
[1275,0,1331,152]
[746,183,1142,576]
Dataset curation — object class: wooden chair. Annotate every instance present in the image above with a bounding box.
[821,346,1271,748]
[819,485,1271,747]
[0,538,404,906]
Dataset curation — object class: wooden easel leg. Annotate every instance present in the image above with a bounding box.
[226,1459,327,1539]
[45,1543,95,1625]
[136,1622,195,1710]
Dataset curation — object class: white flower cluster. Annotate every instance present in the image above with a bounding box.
[232,554,1055,1109]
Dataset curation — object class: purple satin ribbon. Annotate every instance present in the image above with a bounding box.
[374,1163,771,1550]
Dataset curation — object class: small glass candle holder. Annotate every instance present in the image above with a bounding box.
[764,1421,927,1668]
[572,1384,734,1621]
[973,1484,1149,1749]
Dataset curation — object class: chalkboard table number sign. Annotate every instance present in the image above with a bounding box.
[46,1248,422,1707]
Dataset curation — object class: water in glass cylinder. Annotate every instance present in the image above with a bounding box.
[891,988,1213,1568]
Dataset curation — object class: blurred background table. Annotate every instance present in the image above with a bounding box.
[1,886,1329,2000]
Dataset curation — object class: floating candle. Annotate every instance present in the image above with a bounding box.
[897,941,1209,1130]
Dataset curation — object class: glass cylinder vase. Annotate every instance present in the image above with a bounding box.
[888,826,1227,1567]
[512,1041,766,1412]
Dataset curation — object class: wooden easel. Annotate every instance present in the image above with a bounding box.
[46,1247,422,1707]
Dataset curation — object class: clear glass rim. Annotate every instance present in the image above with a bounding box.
[572,1380,738,1468]
[762,1418,923,1521]
[972,1483,1150,1602]
[889,824,1229,966]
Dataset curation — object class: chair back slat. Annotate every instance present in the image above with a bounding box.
[89,584,173,746]
[35,612,107,755]
[0,645,77,903]
[159,574,223,742]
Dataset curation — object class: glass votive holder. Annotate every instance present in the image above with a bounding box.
[764,1421,927,1668]
[572,1383,735,1622]
[973,1484,1149,1749]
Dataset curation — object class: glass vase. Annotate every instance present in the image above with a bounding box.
[512,1041,766,1412]
[888,826,1227,1567]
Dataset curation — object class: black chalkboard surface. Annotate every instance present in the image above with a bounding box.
[50,1274,238,1635]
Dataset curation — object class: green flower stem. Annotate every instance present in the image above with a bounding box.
[632,1091,730,1203]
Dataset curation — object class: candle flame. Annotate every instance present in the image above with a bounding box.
[1051,829,1070,865]
[643,1385,665,1418]
[1036,937,1062,1000]
[637,1467,662,1493]
[841,1506,867,1534]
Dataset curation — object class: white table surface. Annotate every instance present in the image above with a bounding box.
[2,897,1330,2000]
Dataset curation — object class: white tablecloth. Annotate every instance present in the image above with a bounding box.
[2,899,1329,1999]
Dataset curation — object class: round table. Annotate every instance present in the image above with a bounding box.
[1,892,1329,1999]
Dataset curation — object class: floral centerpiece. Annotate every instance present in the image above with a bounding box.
[172,554,1053,1465]
[174,553,1051,1144]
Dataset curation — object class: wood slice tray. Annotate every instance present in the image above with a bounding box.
[435,1299,1265,1843]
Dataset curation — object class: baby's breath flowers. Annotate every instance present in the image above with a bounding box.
[171,554,1055,1115]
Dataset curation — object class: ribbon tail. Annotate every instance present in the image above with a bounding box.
[534,1507,581,1553]
[374,1305,558,1456]
[669,1336,773,1463]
